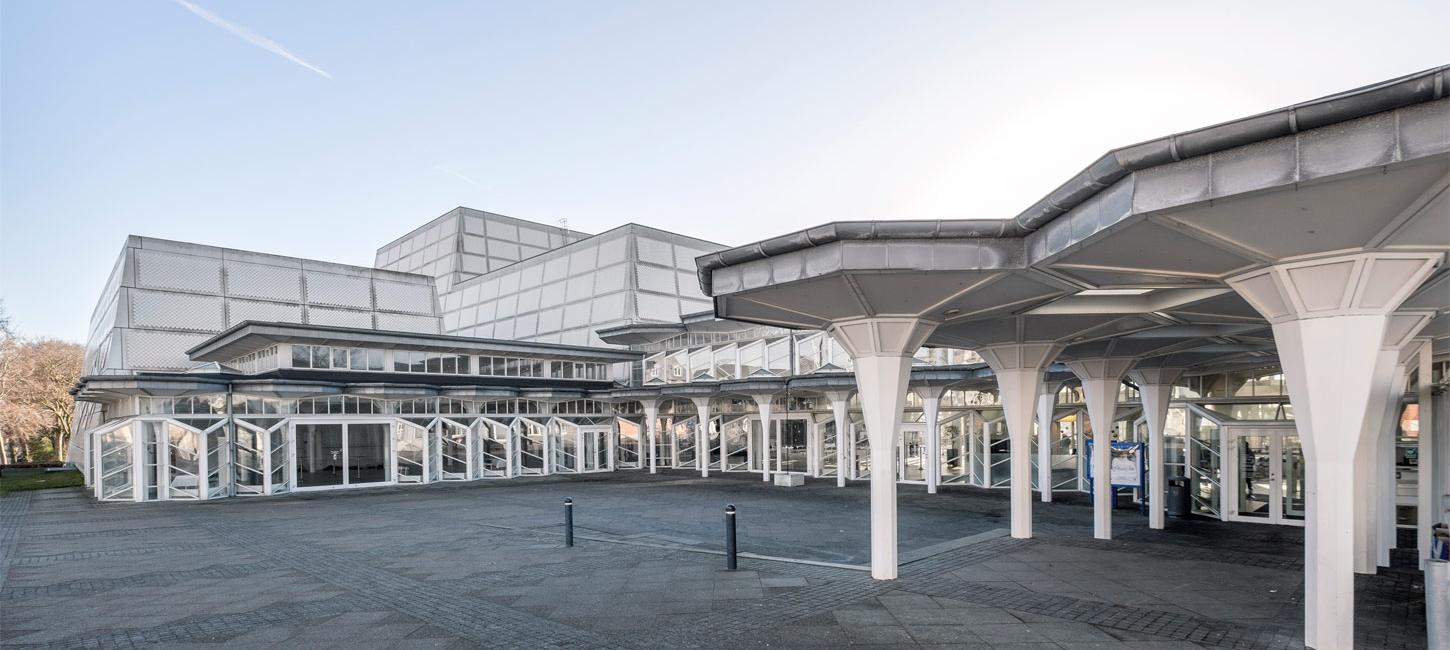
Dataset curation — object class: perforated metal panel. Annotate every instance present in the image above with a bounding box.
[124,329,212,370]
[376,312,442,334]
[135,250,223,294]
[129,289,226,332]
[227,299,304,326]
[374,280,435,315]
[226,261,303,302]
[306,306,374,329]
[304,272,372,309]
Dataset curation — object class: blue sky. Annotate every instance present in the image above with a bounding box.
[2,1,1446,342]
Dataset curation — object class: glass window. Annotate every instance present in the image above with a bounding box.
[349,349,366,370]
[292,345,311,368]
[740,341,764,377]
[689,347,712,380]
[714,344,738,379]
[368,349,383,371]
[311,346,329,369]
[766,338,790,376]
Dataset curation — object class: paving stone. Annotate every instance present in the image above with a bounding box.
[0,473,1430,650]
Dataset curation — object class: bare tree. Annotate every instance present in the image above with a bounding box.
[0,336,84,463]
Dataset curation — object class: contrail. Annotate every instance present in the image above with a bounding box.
[173,0,333,79]
[435,165,480,187]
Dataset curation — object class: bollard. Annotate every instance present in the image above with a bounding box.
[1429,559,1448,650]
[563,497,574,547]
[724,504,737,570]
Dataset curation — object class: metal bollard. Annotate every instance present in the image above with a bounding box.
[1429,559,1448,650]
[563,497,574,547]
[724,504,737,570]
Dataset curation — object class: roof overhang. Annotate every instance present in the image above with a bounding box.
[699,67,1450,374]
[188,321,642,363]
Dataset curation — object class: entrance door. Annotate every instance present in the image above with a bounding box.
[579,426,613,472]
[774,418,809,473]
[294,422,391,489]
[898,424,926,482]
[1228,428,1304,525]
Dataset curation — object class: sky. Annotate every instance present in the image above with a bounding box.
[1,1,1446,343]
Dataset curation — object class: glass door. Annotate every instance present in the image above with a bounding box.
[348,423,389,485]
[898,424,926,482]
[1233,432,1274,520]
[775,418,809,473]
[1228,427,1303,526]
[296,423,345,488]
[579,425,612,472]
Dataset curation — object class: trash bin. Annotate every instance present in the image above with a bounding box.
[1166,477,1190,518]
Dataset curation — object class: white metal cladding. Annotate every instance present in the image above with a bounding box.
[83,237,446,374]
[376,312,443,333]
[124,330,213,370]
[135,249,224,294]
[226,260,303,302]
[374,279,436,315]
[306,306,375,329]
[129,289,226,332]
[304,271,373,309]
[227,299,305,327]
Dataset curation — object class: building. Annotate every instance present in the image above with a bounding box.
[70,66,1449,649]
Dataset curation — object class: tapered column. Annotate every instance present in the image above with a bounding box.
[1036,381,1060,502]
[980,344,1063,539]
[752,395,774,482]
[1066,358,1137,540]
[641,400,660,475]
[1129,368,1185,531]
[914,387,948,494]
[1229,251,1440,649]
[691,398,712,478]
[1354,346,1402,574]
[829,317,939,580]
[1416,339,1436,567]
[1375,357,1411,568]
[823,390,852,488]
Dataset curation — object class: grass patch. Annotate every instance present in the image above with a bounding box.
[0,468,85,496]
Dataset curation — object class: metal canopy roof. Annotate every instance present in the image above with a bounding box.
[699,67,1450,365]
[187,321,642,363]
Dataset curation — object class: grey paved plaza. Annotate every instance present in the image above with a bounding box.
[0,471,1427,649]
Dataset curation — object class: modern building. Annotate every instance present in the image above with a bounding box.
[70,66,1448,649]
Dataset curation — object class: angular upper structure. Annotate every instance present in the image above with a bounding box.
[375,207,593,292]
[435,224,726,347]
[82,236,443,377]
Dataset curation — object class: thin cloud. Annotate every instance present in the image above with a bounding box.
[173,0,333,79]
[434,165,480,187]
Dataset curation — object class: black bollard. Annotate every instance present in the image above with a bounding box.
[724,504,737,570]
[563,497,574,547]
